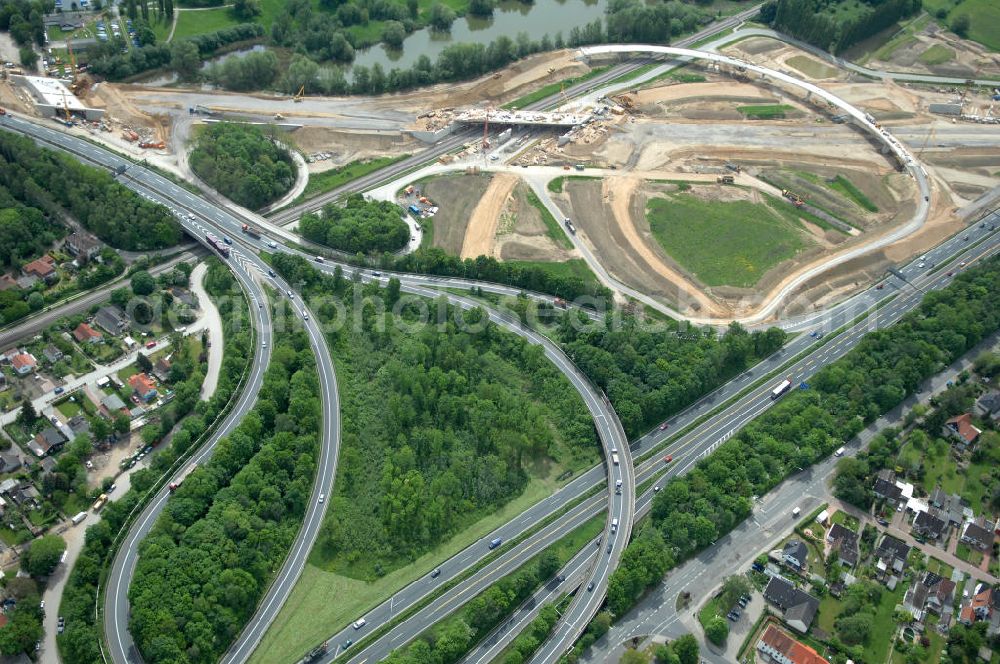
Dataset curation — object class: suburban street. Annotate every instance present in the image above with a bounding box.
[578,329,1000,664]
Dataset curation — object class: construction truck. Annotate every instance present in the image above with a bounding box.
[781,189,805,208]
[241,223,262,239]
[123,130,138,142]
[139,140,165,149]
[717,175,735,184]
[563,218,576,234]
[613,94,635,111]
[725,162,742,173]
[92,493,109,512]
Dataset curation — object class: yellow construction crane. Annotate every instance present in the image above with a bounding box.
[293,85,304,103]
[67,35,76,73]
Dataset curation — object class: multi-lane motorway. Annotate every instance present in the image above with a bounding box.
[0,111,633,663]
[2,14,996,663]
[0,114,344,664]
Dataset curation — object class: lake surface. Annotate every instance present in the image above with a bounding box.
[350,0,607,72]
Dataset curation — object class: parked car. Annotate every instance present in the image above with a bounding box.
[54,386,64,395]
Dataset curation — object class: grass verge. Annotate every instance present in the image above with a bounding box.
[502,66,610,110]
[829,175,878,212]
[503,259,600,287]
[294,154,411,205]
[737,104,795,119]
[525,188,573,249]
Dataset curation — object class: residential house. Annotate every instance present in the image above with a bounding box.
[128,373,158,403]
[782,540,809,570]
[903,571,956,621]
[10,352,37,375]
[943,413,982,450]
[826,523,859,567]
[0,478,18,495]
[95,305,129,335]
[960,518,995,551]
[975,391,1000,422]
[0,452,21,474]
[73,322,102,344]
[930,487,967,526]
[959,584,1000,635]
[152,357,172,383]
[22,255,56,282]
[64,232,101,262]
[28,427,66,457]
[11,484,40,507]
[875,534,911,581]
[756,624,830,664]
[170,287,199,309]
[763,576,820,633]
[67,415,90,440]
[42,345,63,364]
[39,457,57,475]
[100,393,127,418]
[874,468,903,504]
[913,510,947,541]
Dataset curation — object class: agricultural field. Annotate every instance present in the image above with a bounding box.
[645,191,809,288]
[920,0,1000,51]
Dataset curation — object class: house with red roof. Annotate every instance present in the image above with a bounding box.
[22,255,56,282]
[128,373,158,402]
[943,413,982,450]
[10,352,37,375]
[757,624,829,664]
[73,322,103,344]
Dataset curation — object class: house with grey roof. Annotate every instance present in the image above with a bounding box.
[961,518,995,551]
[100,393,127,417]
[782,540,809,570]
[763,576,820,633]
[826,523,859,567]
[913,510,947,541]
[975,391,1000,421]
[95,305,129,335]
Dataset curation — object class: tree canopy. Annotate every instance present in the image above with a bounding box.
[0,131,182,250]
[190,122,295,210]
[299,194,409,255]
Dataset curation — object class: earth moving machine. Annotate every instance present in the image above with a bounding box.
[717,175,735,184]
[297,641,329,664]
[781,189,804,208]
[293,85,305,102]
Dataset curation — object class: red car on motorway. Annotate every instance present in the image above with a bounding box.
[663,455,673,463]
[659,422,668,431]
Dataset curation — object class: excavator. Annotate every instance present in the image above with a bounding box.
[293,85,304,103]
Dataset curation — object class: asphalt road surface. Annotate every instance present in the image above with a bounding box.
[321,217,1000,664]
[0,115,343,664]
[0,113,633,664]
[0,248,202,351]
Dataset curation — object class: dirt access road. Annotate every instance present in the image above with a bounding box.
[461,173,519,259]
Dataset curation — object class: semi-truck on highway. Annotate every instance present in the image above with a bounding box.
[564,218,577,234]
[241,223,262,239]
[205,232,230,258]
[169,462,198,491]
[771,378,792,400]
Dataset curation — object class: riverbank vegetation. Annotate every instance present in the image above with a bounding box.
[299,195,410,254]
[270,253,599,580]
[57,260,253,663]
[190,122,295,210]
[600,255,1000,658]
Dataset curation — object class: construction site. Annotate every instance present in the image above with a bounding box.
[1,27,998,321]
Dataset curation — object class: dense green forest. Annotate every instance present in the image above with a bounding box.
[0,187,65,268]
[600,255,1000,664]
[128,325,319,662]
[272,253,599,579]
[299,194,409,255]
[763,0,922,54]
[58,261,253,664]
[189,122,295,210]
[0,131,182,250]
[561,316,787,437]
